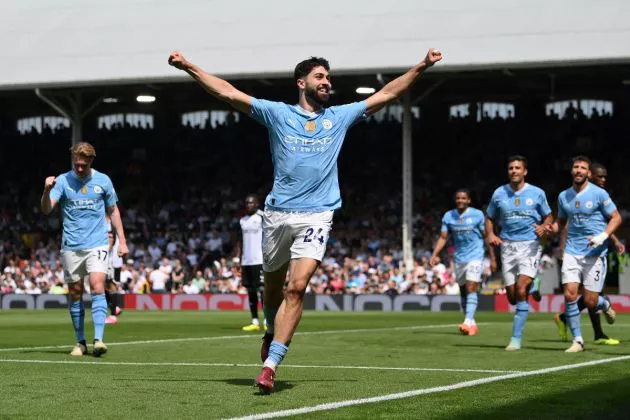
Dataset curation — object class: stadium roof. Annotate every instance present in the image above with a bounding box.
[3,0,630,90]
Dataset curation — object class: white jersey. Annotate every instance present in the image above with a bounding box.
[240,210,264,266]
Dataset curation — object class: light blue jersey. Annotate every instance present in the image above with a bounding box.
[441,207,485,264]
[558,183,617,257]
[49,169,118,251]
[250,99,367,212]
[486,183,551,241]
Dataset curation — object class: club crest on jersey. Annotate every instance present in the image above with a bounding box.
[575,201,580,209]
[305,121,316,132]
[322,119,333,130]
[80,185,88,194]
[586,201,593,209]
[526,198,534,206]
[94,185,102,194]
[466,218,472,224]
[515,198,521,206]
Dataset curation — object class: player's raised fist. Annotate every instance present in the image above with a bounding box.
[424,48,443,66]
[44,176,56,191]
[168,51,189,70]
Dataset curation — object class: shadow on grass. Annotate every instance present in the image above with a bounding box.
[18,349,70,355]
[447,376,630,420]
[454,343,561,352]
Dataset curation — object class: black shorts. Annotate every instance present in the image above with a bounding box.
[242,265,263,289]
[107,267,121,285]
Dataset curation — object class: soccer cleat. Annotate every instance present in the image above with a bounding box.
[565,340,584,353]
[505,338,521,351]
[458,323,470,335]
[554,313,569,342]
[255,367,275,394]
[467,324,479,336]
[92,340,108,357]
[242,323,261,332]
[594,337,620,345]
[105,315,118,325]
[114,306,123,316]
[530,277,542,302]
[70,343,87,356]
[261,333,273,363]
[602,298,616,325]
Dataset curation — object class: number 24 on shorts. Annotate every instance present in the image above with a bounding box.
[304,227,325,245]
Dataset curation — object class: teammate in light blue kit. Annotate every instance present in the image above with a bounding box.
[431,189,493,336]
[41,142,128,357]
[169,48,443,392]
[486,155,552,351]
[549,156,621,352]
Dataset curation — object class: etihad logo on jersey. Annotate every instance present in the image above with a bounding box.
[69,199,98,210]
[504,210,536,219]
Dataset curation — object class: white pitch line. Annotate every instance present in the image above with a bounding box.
[0,323,482,353]
[0,359,518,374]
[227,355,630,420]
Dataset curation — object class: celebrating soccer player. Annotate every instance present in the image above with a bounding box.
[554,162,623,345]
[431,189,492,336]
[548,156,621,352]
[41,142,128,357]
[169,47,443,392]
[486,156,552,351]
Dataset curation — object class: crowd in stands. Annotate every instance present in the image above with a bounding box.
[1,99,628,296]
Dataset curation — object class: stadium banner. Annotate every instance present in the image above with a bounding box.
[2,294,630,312]
[0,293,492,311]
[301,294,496,312]
[494,294,630,313]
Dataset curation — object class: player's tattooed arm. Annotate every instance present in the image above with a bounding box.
[168,51,253,114]
[365,49,443,116]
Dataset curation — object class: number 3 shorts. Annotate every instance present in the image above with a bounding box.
[60,246,109,283]
[262,209,333,272]
[561,253,608,293]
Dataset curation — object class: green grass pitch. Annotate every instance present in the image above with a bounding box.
[1,311,629,419]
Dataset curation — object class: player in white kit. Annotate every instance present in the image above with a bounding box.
[238,194,266,332]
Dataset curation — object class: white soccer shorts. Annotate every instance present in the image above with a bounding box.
[500,240,542,287]
[454,260,483,285]
[60,246,109,283]
[262,209,333,272]
[561,253,608,293]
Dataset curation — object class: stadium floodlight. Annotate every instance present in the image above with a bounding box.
[136,95,156,103]
[356,87,375,95]
[102,97,119,104]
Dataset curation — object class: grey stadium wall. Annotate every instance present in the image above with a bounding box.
[2,0,630,90]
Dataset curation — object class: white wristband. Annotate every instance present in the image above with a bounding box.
[589,232,609,247]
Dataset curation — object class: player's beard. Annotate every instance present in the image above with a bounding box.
[305,84,330,106]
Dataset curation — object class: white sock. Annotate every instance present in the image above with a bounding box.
[252,318,259,326]
[574,336,584,344]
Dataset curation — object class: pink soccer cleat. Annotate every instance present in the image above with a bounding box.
[105,315,118,325]
[255,367,275,394]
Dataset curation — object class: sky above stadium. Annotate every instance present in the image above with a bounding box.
[3,0,630,89]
